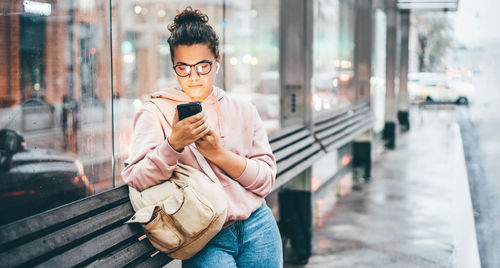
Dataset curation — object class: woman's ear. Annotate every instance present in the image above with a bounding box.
[215,55,222,74]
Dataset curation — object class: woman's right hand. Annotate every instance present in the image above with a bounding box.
[167,109,209,152]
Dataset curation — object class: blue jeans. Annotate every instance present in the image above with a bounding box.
[182,203,283,268]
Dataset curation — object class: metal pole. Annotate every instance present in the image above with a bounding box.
[279,0,312,129]
[383,0,398,149]
[108,0,115,188]
[398,10,410,131]
[69,0,75,99]
[278,0,314,264]
[354,0,373,103]
[353,0,373,184]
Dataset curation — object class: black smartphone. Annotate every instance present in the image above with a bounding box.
[177,102,202,121]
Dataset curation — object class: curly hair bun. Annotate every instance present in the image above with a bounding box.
[167,6,220,59]
[168,6,209,32]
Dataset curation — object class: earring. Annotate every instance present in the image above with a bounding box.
[216,63,220,74]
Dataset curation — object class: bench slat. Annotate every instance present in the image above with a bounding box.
[268,124,304,142]
[85,238,154,268]
[313,105,369,131]
[314,107,369,136]
[270,129,310,153]
[36,223,143,268]
[0,202,133,267]
[132,252,173,268]
[322,122,361,149]
[313,108,349,125]
[324,118,373,152]
[273,150,325,189]
[315,116,364,141]
[277,143,322,175]
[274,136,316,162]
[312,102,367,125]
[0,185,129,245]
[313,112,349,131]
[321,117,372,148]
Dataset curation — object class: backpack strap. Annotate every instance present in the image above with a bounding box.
[148,98,219,183]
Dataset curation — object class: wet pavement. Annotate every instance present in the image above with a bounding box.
[286,107,480,268]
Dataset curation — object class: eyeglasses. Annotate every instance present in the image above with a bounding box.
[173,60,215,77]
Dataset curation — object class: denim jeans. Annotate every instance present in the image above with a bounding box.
[182,203,283,268]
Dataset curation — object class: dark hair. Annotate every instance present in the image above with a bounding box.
[167,7,220,62]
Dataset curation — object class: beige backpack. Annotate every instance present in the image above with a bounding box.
[126,98,228,260]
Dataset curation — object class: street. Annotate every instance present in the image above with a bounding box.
[456,41,500,268]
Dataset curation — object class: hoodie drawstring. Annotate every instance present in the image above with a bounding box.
[210,93,224,139]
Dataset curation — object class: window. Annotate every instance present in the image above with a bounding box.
[0,0,281,226]
[224,0,280,133]
[0,0,113,225]
[312,0,356,118]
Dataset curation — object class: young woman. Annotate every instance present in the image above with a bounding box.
[122,7,283,267]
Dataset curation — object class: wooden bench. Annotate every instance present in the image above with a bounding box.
[0,103,372,267]
[313,103,372,152]
[269,124,324,190]
[0,185,172,267]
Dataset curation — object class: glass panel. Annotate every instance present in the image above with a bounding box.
[111,2,223,185]
[312,0,355,118]
[0,0,113,225]
[312,0,340,117]
[338,0,356,104]
[311,143,352,192]
[224,0,280,133]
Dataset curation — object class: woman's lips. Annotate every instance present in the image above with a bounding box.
[189,84,203,88]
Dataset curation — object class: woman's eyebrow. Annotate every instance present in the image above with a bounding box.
[175,59,211,65]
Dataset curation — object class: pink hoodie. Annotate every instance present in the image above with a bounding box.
[122,87,276,223]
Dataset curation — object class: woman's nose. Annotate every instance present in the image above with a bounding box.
[188,70,200,80]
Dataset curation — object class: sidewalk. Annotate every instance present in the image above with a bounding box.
[287,108,480,268]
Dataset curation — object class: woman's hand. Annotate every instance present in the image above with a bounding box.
[196,130,246,179]
[168,110,209,152]
[194,129,224,161]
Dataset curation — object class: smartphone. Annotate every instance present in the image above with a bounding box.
[177,102,202,121]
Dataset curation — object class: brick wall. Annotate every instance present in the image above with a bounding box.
[0,1,21,107]
[1,0,166,108]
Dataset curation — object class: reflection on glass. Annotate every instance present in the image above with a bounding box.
[224,0,280,133]
[312,0,355,118]
[338,0,356,103]
[311,143,351,192]
[0,0,113,225]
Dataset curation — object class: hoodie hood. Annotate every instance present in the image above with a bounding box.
[150,86,226,138]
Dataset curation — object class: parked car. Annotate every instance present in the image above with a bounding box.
[407,72,475,105]
[421,81,475,105]
[21,98,55,131]
[408,72,446,103]
[0,129,91,225]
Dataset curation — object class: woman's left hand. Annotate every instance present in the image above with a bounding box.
[195,129,246,179]
[195,129,224,162]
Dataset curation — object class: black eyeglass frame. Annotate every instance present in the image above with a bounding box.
[172,60,216,77]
